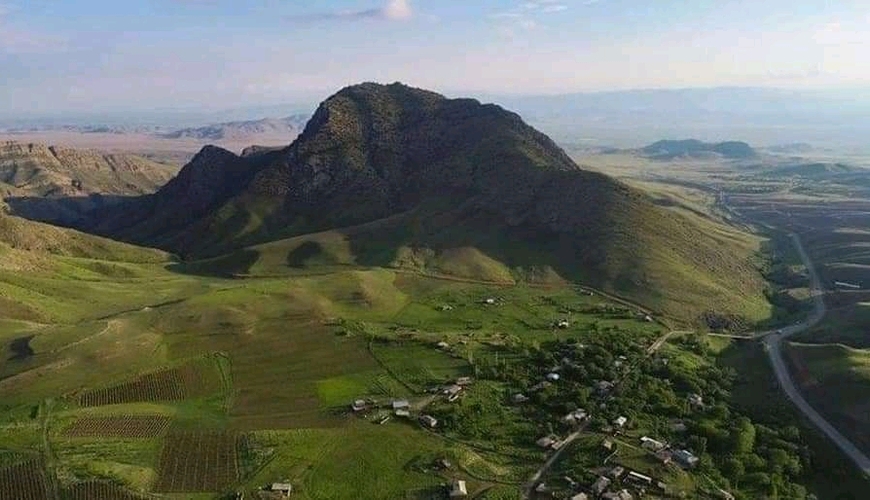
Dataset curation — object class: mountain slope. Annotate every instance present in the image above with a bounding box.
[159,115,308,142]
[642,139,757,159]
[81,83,770,324]
[0,141,178,224]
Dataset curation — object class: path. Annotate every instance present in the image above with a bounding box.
[761,232,870,475]
[522,430,583,498]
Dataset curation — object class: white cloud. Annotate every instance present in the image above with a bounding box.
[287,0,413,23]
[491,0,569,36]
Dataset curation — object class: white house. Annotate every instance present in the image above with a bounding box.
[449,480,468,498]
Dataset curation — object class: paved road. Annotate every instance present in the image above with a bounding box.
[763,233,870,476]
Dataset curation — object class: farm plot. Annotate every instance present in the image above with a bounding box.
[79,356,224,407]
[62,415,172,438]
[64,481,146,500]
[0,460,52,500]
[154,431,240,492]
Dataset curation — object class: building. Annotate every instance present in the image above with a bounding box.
[443,384,463,397]
[531,381,552,392]
[613,416,628,428]
[546,372,561,382]
[392,399,410,411]
[449,480,468,498]
[673,449,700,469]
[437,341,450,349]
[536,436,557,448]
[607,466,625,479]
[556,319,570,328]
[602,490,633,500]
[571,494,589,500]
[512,393,529,404]
[688,393,704,408]
[420,414,438,428]
[270,482,292,497]
[456,376,473,385]
[563,409,589,425]
[596,380,614,395]
[626,471,653,486]
[484,297,497,305]
[395,409,410,418]
[655,450,673,465]
[640,436,666,451]
[351,400,367,412]
[591,476,612,496]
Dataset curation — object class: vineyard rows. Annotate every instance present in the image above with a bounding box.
[0,460,51,500]
[154,431,240,493]
[63,481,146,500]
[79,357,223,407]
[62,415,172,438]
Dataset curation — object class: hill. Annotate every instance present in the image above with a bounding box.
[159,115,308,142]
[641,139,757,159]
[80,82,769,324]
[0,141,178,224]
[763,162,863,179]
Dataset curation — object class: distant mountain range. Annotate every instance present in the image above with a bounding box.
[38,82,767,324]
[157,115,309,142]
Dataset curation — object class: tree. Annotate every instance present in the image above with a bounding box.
[731,417,756,455]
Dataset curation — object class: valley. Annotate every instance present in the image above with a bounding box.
[1,83,870,500]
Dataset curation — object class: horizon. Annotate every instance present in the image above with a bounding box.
[1,0,868,118]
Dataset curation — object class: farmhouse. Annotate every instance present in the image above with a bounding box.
[270,482,292,497]
[640,436,666,451]
[512,393,529,404]
[673,449,699,469]
[449,479,468,498]
[392,399,410,411]
[420,414,438,428]
[591,476,611,496]
[613,416,628,428]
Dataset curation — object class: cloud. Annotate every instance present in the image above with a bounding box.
[491,1,568,38]
[288,0,412,23]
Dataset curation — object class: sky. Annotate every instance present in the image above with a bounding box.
[0,0,868,117]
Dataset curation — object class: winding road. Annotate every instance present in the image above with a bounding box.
[763,233,870,475]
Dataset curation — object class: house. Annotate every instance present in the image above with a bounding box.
[596,380,614,395]
[437,341,450,349]
[535,482,549,494]
[395,409,410,418]
[443,384,463,397]
[655,450,673,465]
[392,399,410,411]
[563,409,589,425]
[440,305,454,311]
[640,436,666,452]
[435,458,453,470]
[270,482,292,497]
[591,476,612,496]
[688,393,704,408]
[673,449,699,469]
[602,490,633,500]
[419,415,438,428]
[484,297,497,305]
[351,399,367,412]
[511,393,529,404]
[546,372,561,382]
[644,314,654,322]
[607,466,625,479]
[626,471,653,486]
[536,436,557,448]
[531,381,552,392]
[602,439,615,451]
[449,480,468,498]
[613,416,628,428]
[556,320,570,329]
[571,494,589,500]
[456,376,473,386]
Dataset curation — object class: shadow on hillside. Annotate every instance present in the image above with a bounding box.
[166,249,260,278]
[5,194,138,228]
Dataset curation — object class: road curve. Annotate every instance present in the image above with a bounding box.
[764,233,870,476]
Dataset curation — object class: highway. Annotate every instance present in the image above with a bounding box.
[763,233,870,475]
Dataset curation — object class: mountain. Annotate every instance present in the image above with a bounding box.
[764,162,864,179]
[159,116,308,142]
[641,139,757,159]
[0,141,178,224]
[78,82,768,324]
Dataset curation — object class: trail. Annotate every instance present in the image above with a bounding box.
[55,319,121,353]
[522,430,583,498]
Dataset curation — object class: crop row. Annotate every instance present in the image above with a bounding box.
[0,460,51,500]
[62,415,172,438]
[154,431,240,492]
[63,481,146,500]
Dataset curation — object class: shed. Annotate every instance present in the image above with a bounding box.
[420,414,438,428]
[270,482,292,497]
[394,409,410,418]
[351,400,367,412]
[640,436,666,451]
[626,471,652,485]
[449,480,468,498]
[392,399,410,410]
